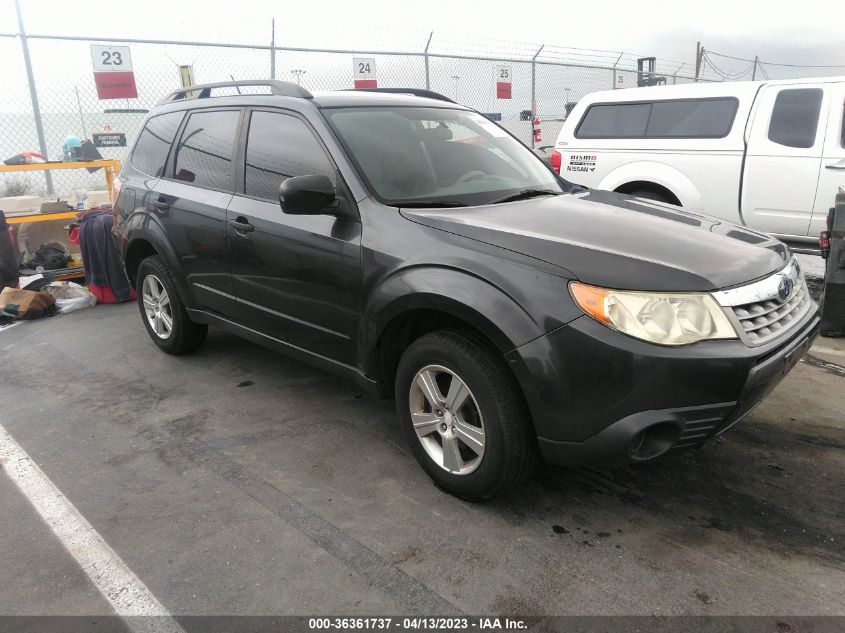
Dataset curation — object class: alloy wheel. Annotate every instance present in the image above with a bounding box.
[142,274,173,340]
[408,364,486,475]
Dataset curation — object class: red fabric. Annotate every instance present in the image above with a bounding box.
[88,284,137,304]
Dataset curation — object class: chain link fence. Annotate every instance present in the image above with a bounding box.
[0,27,715,199]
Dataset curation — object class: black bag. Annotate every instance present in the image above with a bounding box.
[23,241,72,271]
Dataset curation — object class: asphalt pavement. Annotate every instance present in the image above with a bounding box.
[0,301,843,620]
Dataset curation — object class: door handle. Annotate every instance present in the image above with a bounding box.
[825,162,845,170]
[149,198,170,210]
[229,217,254,233]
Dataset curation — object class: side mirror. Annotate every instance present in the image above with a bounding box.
[279,175,336,215]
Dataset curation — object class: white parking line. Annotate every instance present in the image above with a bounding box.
[0,423,185,633]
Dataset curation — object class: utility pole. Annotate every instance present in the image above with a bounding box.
[14,0,53,194]
[752,55,759,80]
[694,41,702,82]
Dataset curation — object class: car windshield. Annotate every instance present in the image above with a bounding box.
[323,106,565,207]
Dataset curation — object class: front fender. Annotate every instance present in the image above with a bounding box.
[598,161,702,209]
[362,265,547,375]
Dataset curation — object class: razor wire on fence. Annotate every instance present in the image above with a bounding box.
[0,26,717,198]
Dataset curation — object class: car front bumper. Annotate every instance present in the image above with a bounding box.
[505,307,820,467]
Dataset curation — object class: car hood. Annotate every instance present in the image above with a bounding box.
[400,190,791,292]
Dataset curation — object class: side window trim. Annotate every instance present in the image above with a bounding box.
[237,106,346,204]
[162,106,245,193]
[574,96,739,140]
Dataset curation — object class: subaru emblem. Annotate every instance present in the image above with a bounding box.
[777,275,793,301]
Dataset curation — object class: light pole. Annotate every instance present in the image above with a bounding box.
[565,88,571,116]
[451,75,461,102]
[291,69,306,85]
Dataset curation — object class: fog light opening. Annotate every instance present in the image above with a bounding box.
[628,423,681,461]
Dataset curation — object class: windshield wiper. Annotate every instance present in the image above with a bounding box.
[489,188,562,205]
[398,201,468,208]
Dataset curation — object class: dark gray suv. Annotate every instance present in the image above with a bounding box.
[114,80,819,500]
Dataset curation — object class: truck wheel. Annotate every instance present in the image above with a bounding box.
[395,330,537,501]
[630,189,670,203]
[136,255,207,355]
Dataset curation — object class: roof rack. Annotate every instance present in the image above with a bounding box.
[158,80,313,105]
[345,87,456,104]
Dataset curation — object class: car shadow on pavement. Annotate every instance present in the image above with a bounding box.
[188,330,845,571]
[501,418,845,568]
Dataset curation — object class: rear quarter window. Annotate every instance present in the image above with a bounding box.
[130,111,185,177]
[575,97,739,139]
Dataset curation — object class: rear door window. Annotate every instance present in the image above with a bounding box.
[243,110,335,201]
[130,111,184,177]
[767,88,823,149]
[172,110,240,190]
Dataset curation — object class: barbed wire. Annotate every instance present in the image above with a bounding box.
[705,48,845,70]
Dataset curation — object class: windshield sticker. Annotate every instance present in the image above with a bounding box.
[468,113,509,137]
[567,154,597,173]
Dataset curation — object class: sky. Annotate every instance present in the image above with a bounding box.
[2,0,843,78]
[1,0,842,192]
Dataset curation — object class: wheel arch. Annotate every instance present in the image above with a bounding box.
[363,267,544,398]
[122,220,195,307]
[614,181,682,206]
[124,238,158,286]
[597,161,701,208]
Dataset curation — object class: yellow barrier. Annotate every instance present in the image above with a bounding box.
[1,159,121,225]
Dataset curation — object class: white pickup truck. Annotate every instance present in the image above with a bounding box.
[551,77,845,246]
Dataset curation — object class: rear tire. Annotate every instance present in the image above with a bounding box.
[136,255,207,355]
[395,330,537,501]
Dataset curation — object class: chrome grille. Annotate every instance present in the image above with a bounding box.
[712,258,814,347]
[731,277,810,345]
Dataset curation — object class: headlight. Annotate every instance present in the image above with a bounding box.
[570,282,737,346]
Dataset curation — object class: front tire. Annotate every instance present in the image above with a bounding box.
[395,330,537,501]
[136,255,207,355]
